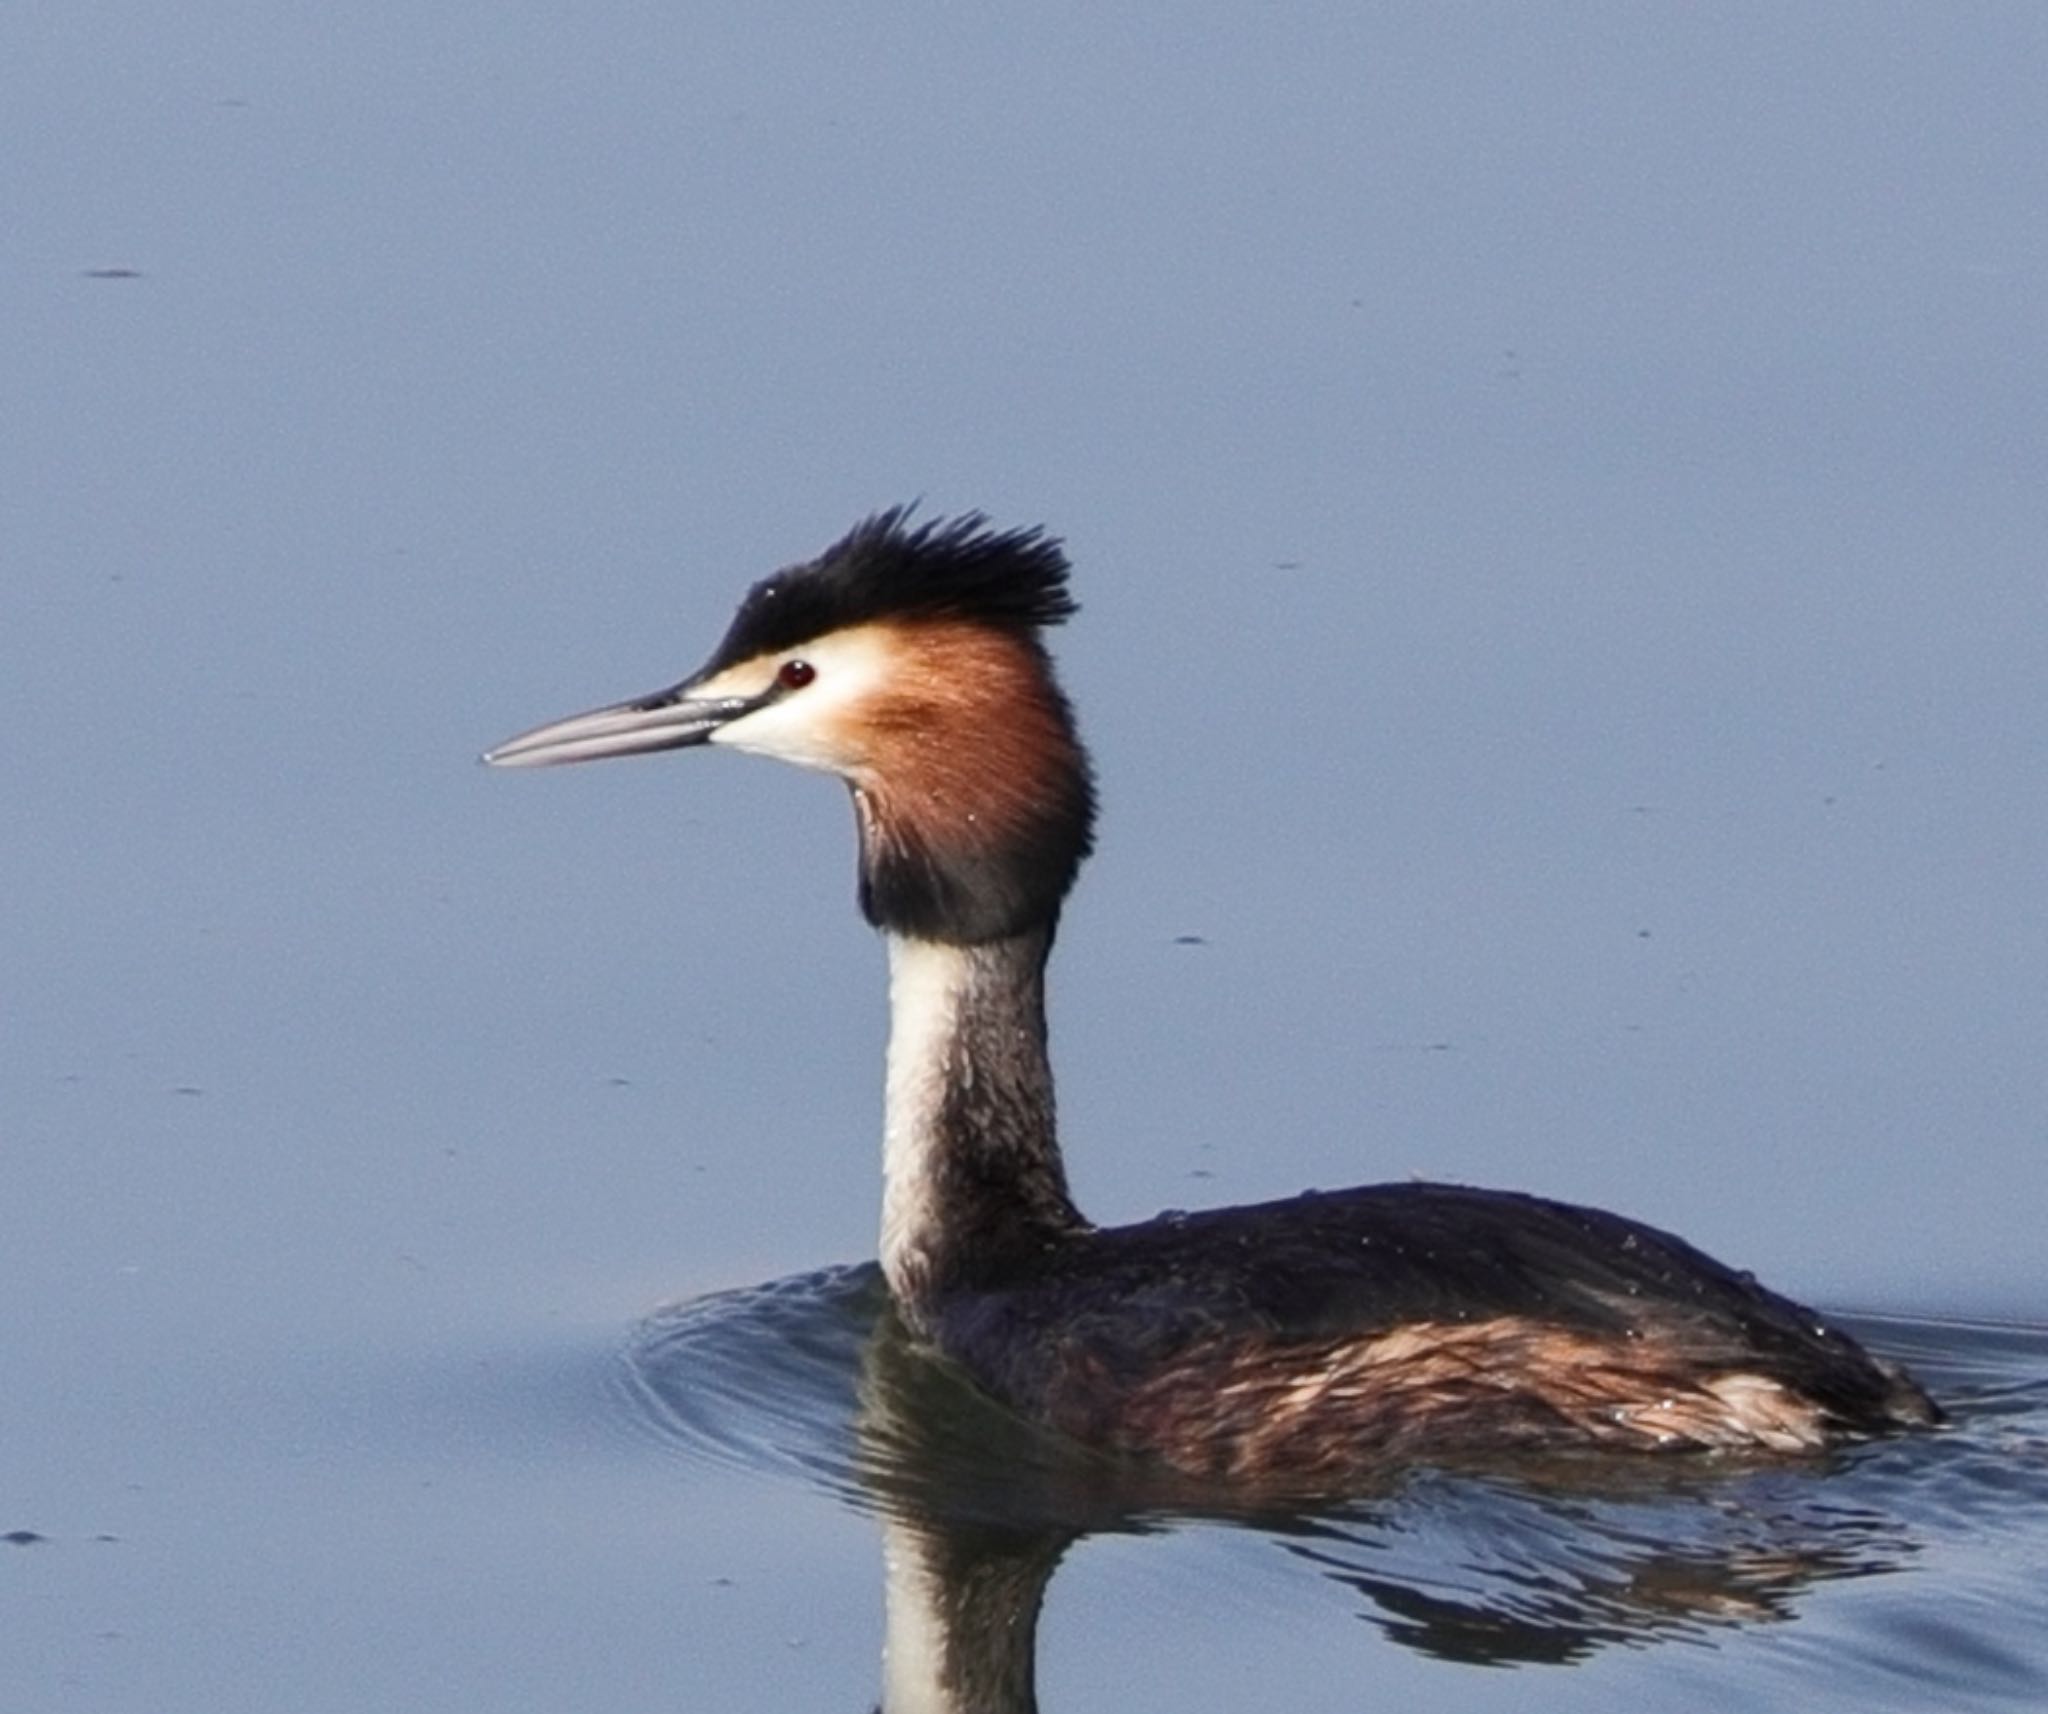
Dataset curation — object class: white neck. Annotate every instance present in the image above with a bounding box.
[881,936,975,1298]
[878,931,1083,1320]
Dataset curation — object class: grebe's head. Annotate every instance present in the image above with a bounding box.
[486,509,1096,944]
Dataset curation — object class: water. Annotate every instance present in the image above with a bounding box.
[12,1259,2046,1711]
[627,1269,2048,1710]
[9,5,2048,1708]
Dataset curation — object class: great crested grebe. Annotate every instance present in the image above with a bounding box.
[487,509,1937,1478]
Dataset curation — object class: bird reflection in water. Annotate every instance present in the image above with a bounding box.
[630,1266,1923,1712]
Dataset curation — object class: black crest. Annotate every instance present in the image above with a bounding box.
[699,508,1077,675]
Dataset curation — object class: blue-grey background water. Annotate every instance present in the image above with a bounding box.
[7,6,2046,1709]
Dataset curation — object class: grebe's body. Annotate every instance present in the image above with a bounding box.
[488,511,1936,1478]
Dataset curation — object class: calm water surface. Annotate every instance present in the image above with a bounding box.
[11,7,2048,1711]
[14,1255,2046,1712]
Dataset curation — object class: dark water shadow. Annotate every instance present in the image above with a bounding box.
[626,1267,2048,1709]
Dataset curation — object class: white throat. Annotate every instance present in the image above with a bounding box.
[880,935,972,1298]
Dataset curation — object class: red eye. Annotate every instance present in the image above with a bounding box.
[777,658,816,690]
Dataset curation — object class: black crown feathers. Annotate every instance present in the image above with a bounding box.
[700,507,1077,675]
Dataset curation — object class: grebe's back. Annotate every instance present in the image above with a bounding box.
[933,1182,1934,1477]
[486,510,1938,1480]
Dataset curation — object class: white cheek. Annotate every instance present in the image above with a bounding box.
[706,629,894,776]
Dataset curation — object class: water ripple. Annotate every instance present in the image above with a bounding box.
[623,1273,2048,1696]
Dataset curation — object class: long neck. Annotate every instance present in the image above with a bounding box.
[881,931,1088,1325]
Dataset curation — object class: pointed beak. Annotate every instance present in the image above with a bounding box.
[483,681,765,769]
